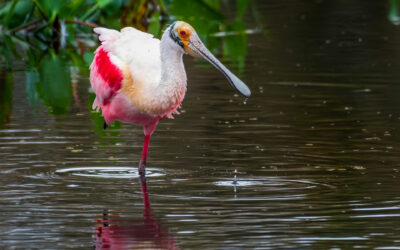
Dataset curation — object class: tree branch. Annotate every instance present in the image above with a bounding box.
[65,20,99,29]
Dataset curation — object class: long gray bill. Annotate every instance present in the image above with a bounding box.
[188,35,251,98]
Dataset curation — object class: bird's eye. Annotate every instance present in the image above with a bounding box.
[180,30,186,36]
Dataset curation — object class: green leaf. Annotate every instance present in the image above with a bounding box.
[205,35,220,53]
[97,0,122,11]
[37,51,72,114]
[62,0,87,19]
[169,0,224,35]
[65,50,84,68]
[0,0,34,29]
[4,36,22,61]
[203,0,220,11]
[236,0,250,20]
[88,92,122,135]
[83,50,95,67]
[4,0,18,27]
[99,14,121,29]
[148,11,161,37]
[80,3,99,21]
[35,0,67,23]
[97,0,113,8]
[222,21,248,72]
[26,48,42,67]
[0,35,20,70]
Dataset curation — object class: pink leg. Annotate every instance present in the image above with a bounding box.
[139,175,151,219]
[139,121,158,176]
[138,134,150,175]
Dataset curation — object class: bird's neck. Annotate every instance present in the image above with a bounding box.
[159,40,187,88]
[141,37,187,117]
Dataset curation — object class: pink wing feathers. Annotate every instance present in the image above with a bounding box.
[90,27,160,111]
[90,28,124,110]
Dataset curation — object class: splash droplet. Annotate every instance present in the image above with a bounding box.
[243,98,248,105]
[233,169,238,196]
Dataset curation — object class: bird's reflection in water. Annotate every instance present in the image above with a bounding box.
[94,176,178,249]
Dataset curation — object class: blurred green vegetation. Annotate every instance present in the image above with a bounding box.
[0,0,256,127]
[389,0,400,25]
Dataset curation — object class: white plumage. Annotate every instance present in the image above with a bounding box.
[94,27,162,88]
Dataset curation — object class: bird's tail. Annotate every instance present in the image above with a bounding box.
[93,27,121,47]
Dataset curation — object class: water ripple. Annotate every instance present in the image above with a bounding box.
[55,166,165,178]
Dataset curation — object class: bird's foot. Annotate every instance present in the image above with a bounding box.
[138,160,146,176]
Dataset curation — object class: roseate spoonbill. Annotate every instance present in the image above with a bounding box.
[90,21,251,175]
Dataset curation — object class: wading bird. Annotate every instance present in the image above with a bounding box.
[90,21,251,176]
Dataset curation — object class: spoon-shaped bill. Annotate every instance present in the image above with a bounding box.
[187,34,251,98]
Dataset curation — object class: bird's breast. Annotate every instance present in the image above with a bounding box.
[120,66,186,118]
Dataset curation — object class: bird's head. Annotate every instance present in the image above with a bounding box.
[169,21,251,98]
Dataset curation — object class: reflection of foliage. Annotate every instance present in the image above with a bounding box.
[0,71,13,127]
[36,51,72,114]
[88,93,122,136]
[25,70,40,110]
[23,45,90,115]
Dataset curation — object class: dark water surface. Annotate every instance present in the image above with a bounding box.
[1,1,400,249]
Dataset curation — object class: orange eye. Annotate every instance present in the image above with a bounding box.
[180,30,186,36]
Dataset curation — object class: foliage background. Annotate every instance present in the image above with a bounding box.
[0,0,256,125]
